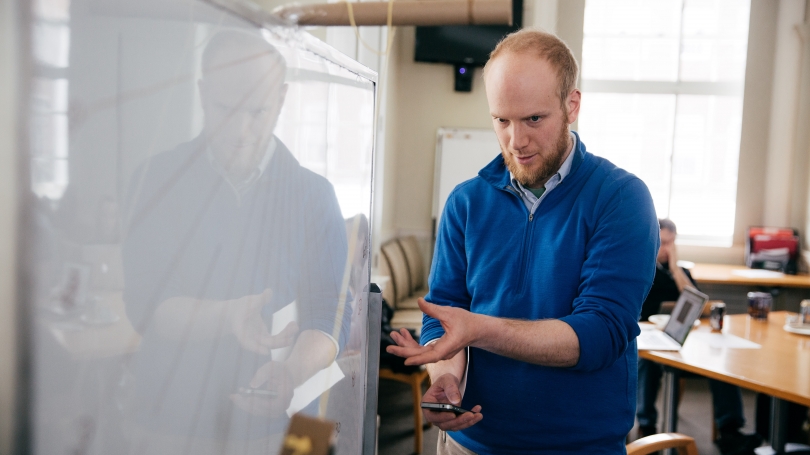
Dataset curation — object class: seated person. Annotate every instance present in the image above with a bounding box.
[638,218,762,455]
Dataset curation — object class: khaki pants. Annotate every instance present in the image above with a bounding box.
[436,431,479,455]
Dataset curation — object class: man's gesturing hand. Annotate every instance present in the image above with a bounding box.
[230,289,299,355]
[422,374,482,431]
[386,298,479,366]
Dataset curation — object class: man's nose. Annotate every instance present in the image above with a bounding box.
[510,123,529,151]
[232,109,254,133]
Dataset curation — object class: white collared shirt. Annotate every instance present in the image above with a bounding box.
[207,137,277,202]
[509,131,576,214]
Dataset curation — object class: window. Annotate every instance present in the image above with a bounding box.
[578,0,750,246]
[30,0,71,200]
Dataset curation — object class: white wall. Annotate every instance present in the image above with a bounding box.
[0,0,20,451]
[388,27,493,237]
[764,0,808,227]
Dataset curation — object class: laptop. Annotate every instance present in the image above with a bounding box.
[637,286,709,351]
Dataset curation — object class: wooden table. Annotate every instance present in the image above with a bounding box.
[640,312,810,453]
[689,263,810,288]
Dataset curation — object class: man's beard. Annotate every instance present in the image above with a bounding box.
[502,120,571,188]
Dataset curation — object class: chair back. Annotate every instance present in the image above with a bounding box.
[377,249,396,307]
[381,240,411,307]
[626,433,698,455]
[398,236,425,293]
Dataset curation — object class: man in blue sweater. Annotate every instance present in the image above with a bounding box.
[387,29,659,454]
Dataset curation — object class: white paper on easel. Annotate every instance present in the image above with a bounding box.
[688,332,761,349]
[286,361,345,417]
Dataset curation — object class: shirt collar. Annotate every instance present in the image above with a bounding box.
[509,131,577,190]
[207,136,277,195]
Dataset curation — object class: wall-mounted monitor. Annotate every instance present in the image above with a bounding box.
[414,0,523,91]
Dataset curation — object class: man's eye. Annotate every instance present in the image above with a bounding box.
[529,115,541,122]
[496,118,507,124]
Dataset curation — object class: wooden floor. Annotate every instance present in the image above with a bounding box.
[377,376,759,455]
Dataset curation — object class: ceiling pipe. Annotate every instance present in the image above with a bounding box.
[272,0,512,26]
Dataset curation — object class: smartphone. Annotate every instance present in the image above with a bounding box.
[237,387,278,397]
[420,402,471,415]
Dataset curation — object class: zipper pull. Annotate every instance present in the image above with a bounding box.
[529,213,533,222]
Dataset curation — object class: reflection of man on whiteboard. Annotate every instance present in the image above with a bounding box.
[122,31,348,454]
[388,29,659,454]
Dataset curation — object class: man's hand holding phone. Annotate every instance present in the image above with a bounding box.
[422,373,482,431]
[230,361,295,418]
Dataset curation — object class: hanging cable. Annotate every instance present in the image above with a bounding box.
[345,0,396,56]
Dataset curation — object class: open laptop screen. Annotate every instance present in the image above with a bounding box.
[664,286,708,345]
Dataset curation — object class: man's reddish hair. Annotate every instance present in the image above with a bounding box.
[484,29,579,110]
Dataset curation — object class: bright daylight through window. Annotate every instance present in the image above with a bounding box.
[578,0,751,246]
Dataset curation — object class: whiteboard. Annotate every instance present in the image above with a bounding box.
[17,1,379,453]
[432,128,502,237]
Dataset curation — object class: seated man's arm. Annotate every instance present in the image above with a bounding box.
[665,243,694,293]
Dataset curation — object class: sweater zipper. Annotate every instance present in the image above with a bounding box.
[506,185,536,292]
[517,209,536,292]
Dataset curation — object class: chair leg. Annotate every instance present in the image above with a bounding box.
[412,375,423,454]
[424,374,432,429]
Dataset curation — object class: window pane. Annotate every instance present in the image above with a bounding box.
[32,77,69,113]
[578,93,676,217]
[30,113,68,159]
[679,0,750,82]
[584,0,682,36]
[33,0,70,21]
[669,95,742,240]
[31,158,69,200]
[583,0,682,81]
[583,37,680,81]
[33,23,70,68]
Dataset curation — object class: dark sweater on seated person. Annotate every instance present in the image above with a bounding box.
[639,262,695,322]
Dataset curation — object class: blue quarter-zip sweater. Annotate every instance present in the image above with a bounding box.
[421,133,659,454]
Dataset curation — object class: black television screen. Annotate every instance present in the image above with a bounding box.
[414,0,523,67]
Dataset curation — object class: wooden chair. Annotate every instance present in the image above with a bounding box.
[378,367,431,454]
[380,240,423,333]
[626,433,699,455]
[398,236,428,298]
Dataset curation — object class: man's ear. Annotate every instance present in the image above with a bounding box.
[566,89,581,125]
